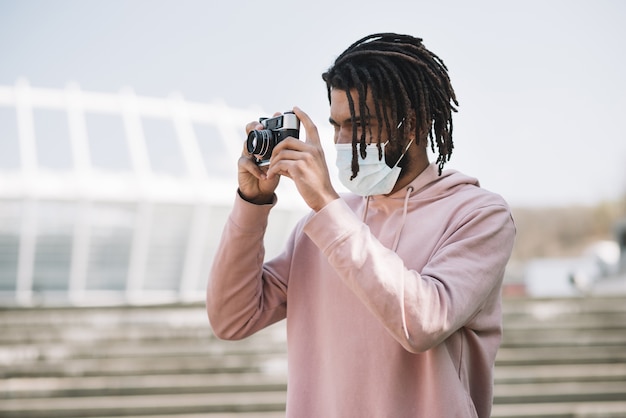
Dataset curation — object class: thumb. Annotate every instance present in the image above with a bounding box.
[292,106,320,145]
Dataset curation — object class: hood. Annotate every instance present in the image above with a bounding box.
[365,163,481,208]
[339,163,482,252]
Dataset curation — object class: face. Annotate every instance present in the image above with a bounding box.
[328,87,431,193]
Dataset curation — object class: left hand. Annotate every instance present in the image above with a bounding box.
[266,106,340,212]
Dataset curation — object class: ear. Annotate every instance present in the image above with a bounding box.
[407,110,432,145]
[403,110,420,142]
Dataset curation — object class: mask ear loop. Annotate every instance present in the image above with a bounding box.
[393,117,413,167]
[393,139,414,166]
[392,117,414,167]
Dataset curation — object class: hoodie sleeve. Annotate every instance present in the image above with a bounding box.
[206,192,291,340]
[303,197,516,353]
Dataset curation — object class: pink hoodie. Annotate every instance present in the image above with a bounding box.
[207,163,516,417]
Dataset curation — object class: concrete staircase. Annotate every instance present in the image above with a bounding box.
[0,305,287,418]
[1,296,625,417]
[492,296,626,418]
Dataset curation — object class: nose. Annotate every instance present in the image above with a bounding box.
[334,126,352,144]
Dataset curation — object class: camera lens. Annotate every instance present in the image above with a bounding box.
[246,129,273,157]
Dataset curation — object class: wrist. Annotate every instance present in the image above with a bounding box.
[237,189,275,205]
[311,192,341,212]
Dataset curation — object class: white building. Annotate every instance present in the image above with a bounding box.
[0,80,308,306]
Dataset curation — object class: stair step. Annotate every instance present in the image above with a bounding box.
[1,352,287,379]
[500,328,626,347]
[91,413,285,418]
[495,363,626,384]
[495,345,626,366]
[491,400,626,418]
[0,372,288,399]
[0,391,287,418]
[494,380,626,404]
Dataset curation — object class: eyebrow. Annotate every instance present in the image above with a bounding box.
[328,115,373,126]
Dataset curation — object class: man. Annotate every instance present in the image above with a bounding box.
[207,33,515,417]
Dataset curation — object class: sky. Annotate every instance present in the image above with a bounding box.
[0,0,625,208]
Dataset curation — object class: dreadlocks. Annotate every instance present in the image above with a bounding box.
[322,33,458,177]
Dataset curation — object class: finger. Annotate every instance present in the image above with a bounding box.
[239,155,268,180]
[272,137,306,155]
[266,158,294,180]
[292,106,320,146]
[245,120,264,135]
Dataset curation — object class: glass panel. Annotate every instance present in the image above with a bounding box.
[0,200,21,291]
[197,204,230,290]
[85,113,132,171]
[142,117,185,176]
[193,122,233,179]
[32,201,75,291]
[85,203,135,291]
[144,204,192,290]
[0,107,19,171]
[33,109,72,170]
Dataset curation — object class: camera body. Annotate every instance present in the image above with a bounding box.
[246,111,300,166]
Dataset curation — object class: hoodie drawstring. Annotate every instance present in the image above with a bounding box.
[397,185,415,344]
[361,186,413,252]
[361,196,371,222]
[392,186,413,252]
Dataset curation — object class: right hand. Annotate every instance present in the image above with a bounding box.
[237,119,281,204]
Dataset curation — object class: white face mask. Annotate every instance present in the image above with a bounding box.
[335,140,413,196]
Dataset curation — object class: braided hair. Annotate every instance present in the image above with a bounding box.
[322,33,458,178]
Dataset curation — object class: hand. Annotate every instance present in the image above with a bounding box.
[237,118,281,205]
[266,107,340,212]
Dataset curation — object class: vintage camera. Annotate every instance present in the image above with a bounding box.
[246,111,300,166]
